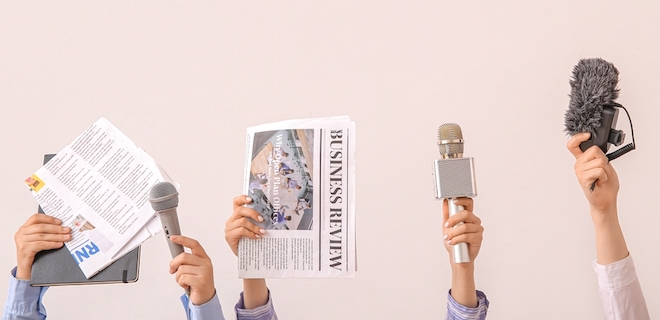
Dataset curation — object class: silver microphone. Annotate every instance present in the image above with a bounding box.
[432,123,477,264]
[149,182,184,259]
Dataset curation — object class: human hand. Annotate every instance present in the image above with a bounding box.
[225,195,266,256]
[567,132,619,215]
[442,198,483,267]
[14,214,71,280]
[169,236,216,306]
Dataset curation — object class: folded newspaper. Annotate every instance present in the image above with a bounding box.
[24,117,171,278]
[240,116,356,278]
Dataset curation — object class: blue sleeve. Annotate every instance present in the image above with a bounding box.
[446,290,489,320]
[235,291,278,320]
[2,268,48,320]
[180,291,225,320]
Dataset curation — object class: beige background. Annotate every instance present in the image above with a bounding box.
[1,1,659,319]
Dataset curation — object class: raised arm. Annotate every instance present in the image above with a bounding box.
[225,195,277,319]
[442,198,488,319]
[567,132,649,320]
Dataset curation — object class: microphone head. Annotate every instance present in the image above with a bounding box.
[438,123,464,158]
[564,58,620,136]
[149,181,179,211]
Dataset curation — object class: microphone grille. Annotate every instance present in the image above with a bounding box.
[149,181,179,211]
[438,123,464,156]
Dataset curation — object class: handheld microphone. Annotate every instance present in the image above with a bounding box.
[432,123,477,264]
[149,181,184,259]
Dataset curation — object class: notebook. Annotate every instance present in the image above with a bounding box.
[30,154,140,286]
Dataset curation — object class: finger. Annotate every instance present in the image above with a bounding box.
[21,224,71,236]
[233,195,252,210]
[567,132,591,159]
[177,274,196,290]
[447,232,483,246]
[175,265,202,279]
[582,168,609,188]
[24,214,62,227]
[23,241,65,252]
[169,252,209,274]
[170,236,209,259]
[227,218,265,237]
[445,210,481,229]
[450,198,474,212]
[225,227,261,242]
[23,233,72,243]
[234,206,264,223]
[578,145,608,165]
[445,223,483,240]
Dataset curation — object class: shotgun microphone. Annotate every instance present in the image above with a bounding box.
[564,58,636,191]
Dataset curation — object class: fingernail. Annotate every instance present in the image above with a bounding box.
[246,196,252,202]
[259,229,266,234]
[54,218,62,224]
[443,234,448,240]
[255,234,262,239]
[257,216,264,222]
[63,227,70,232]
[444,222,449,228]
[170,235,178,240]
[452,199,459,204]
[447,240,452,245]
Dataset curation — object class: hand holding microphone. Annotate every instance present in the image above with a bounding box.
[150,181,189,296]
[433,123,478,264]
[564,58,636,192]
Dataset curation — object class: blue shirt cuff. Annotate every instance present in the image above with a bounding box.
[180,291,224,320]
[4,267,49,319]
[446,289,489,320]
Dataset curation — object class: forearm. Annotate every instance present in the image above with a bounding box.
[591,207,629,265]
[450,263,477,308]
[242,279,269,310]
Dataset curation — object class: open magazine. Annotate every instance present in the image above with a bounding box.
[240,116,356,278]
[24,117,172,278]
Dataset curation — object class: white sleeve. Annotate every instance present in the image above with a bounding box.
[593,255,649,320]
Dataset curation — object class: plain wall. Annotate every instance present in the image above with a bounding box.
[1,1,659,319]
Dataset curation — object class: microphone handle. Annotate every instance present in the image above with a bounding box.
[449,201,470,264]
[159,208,185,258]
[159,208,189,295]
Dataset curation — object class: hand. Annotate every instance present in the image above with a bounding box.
[225,195,266,256]
[442,198,483,267]
[567,132,619,215]
[169,236,215,306]
[14,214,71,280]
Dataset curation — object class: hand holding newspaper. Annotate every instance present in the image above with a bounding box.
[24,118,171,278]
[240,116,356,278]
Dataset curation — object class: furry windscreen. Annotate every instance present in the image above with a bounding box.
[564,58,620,135]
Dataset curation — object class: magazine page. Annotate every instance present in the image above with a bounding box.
[24,117,171,278]
[239,116,356,278]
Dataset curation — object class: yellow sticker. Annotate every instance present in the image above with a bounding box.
[24,174,45,192]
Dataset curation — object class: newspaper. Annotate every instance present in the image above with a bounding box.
[239,116,356,278]
[24,117,171,278]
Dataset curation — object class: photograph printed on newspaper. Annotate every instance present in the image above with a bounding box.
[240,117,356,278]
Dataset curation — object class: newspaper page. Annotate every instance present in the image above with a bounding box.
[24,117,171,278]
[239,116,356,278]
